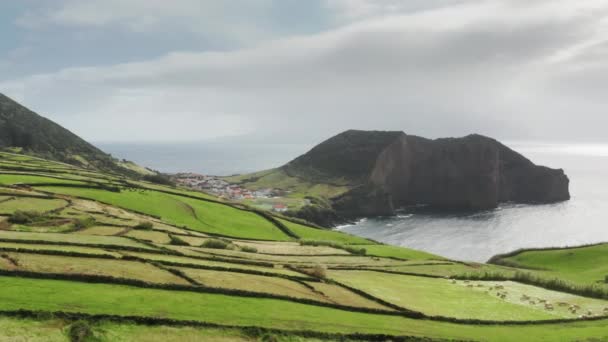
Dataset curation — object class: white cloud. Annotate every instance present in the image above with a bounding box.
[4,0,608,142]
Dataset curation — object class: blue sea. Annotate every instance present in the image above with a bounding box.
[99,141,608,262]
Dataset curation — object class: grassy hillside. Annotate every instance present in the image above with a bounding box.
[0,93,153,177]
[0,152,607,341]
[490,244,608,290]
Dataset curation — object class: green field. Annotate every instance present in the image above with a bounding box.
[36,186,291,241]
[2,153,608,341]
[491,244,608,289]
[278,219,373,245]
[0,241,122,257]
[225,168,350,199]
[3,276,608,341]
[328,270,567,320]
[0,231,156,250]
[2,252,188,285]
[358,244,444,260]
[0,197,67,214]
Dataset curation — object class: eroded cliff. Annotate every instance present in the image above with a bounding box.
[289,130,570,221]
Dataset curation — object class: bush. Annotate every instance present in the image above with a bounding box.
[240,246,258,253]
[300,240,366,255]
[142,174,175,186]
[297,265,326,279]
[168,234,190,246]
[72,217,95,230]
[134,221,153,230]
[8,210,45,224]
[67,320,94,342]
[200,239,230,249]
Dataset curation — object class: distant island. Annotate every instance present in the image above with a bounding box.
[227,130,570,226]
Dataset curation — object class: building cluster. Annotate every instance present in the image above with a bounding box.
[172,173,288,212]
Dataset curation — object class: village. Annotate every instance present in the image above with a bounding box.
[171,173,293,212]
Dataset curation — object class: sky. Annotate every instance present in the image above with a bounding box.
[1,0,608,144]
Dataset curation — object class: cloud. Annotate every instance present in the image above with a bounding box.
[3,0,608,143]
[15,0,279,45]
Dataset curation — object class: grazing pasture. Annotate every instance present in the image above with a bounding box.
[36,186,291,241]
[0,231,157,250]
[233,240,350,255]
[2,154,608,340]
[278,219,373,245]
[327,270,564,321]
[0,197,67,214]
[125,230,172,244]
[173,267,326,301]
[491,244,608,289]
[0,241,122,257]
[1,253,189,285]
[2,276,608,340]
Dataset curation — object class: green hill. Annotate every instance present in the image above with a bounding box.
[228,130,569,227]
[0,93,148,176]
[0,152,606,341]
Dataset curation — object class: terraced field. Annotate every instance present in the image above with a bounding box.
[0,153,607,341]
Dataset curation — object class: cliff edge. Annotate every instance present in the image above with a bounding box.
[285,130,570,221]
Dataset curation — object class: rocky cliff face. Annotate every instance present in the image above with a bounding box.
[289,130,570,220]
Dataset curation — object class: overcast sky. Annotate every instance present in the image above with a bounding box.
[1,0,608,144]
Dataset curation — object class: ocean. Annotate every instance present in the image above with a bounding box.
[99,141,608,262]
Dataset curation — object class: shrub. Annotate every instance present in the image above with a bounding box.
[142,174,175,186]
[300,240,366,255]
[67,320,94,342]
[8,210,45,224]
[72,217,95,230]
[200,239,230,249]
[297,265,326,279]
[344,246,367,256]
[168,234,190,246]
[240,246,258,253]
[134,221,153,230]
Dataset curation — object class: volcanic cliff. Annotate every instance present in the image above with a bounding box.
[283,130,570,220]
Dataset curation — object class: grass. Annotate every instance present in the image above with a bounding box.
[187,246,409,266]
[225,168,350,199]
[2,252,189,285]
[359,263,514,278]
[0,316,351,342]
[0,231,157,250]
[75,226,126,236]
[3,276,608,341]
[6,153,608,340]
[453,279,608,318]
[173,235,209,246]
[0,197,67,214]
[233,240,349,256]
[0,173,91,186]
[492,244,608,289]
[303,281,391,310]
[0,242,122,257]
[327,270,561,321]
[278,219,373,245]
[359,244,444,261]
[173,267,326,302]
[121,251,306,278]
[0,316,68,342]
[37,186,291,241]
[125,230,172,244]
